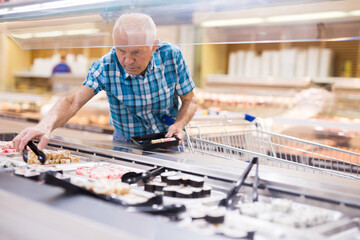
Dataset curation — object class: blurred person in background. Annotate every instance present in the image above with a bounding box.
[52,54,71,74]
[13,13,198,152]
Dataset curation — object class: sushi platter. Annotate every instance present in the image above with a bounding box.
[0,133,359,240]
[130,132,180,150]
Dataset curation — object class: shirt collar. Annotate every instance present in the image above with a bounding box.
[125,55,158,80]
[147,55,157,70]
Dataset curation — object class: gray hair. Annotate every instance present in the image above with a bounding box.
[112,13,157,47]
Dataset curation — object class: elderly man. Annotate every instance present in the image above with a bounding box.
[13,13,198,152]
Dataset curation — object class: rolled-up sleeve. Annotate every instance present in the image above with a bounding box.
[82,61,104,95]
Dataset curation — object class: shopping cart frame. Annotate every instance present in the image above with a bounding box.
[183,114,360,180]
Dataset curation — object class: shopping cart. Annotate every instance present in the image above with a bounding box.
[184,114,360,180]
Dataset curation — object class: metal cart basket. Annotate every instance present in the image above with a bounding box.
[184,114,360,180]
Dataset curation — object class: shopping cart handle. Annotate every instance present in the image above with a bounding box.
[244,114,256,122]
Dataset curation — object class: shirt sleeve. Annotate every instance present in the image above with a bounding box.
[174,50,195,96]
[82,61,104,95]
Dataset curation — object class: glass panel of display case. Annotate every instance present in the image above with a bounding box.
[0,0,359,49]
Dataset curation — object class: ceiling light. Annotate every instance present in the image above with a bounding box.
[34,31,63,38]
[12,33,33,39]
[201,18,264,27]
[349,10,360,16]
[64,29,100,35]
[11,29,101,39]
[267,11,347,22]
[42,0,110,10]
[1,0,112,15]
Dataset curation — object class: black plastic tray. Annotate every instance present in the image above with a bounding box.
[130,132,179,150]
[43,171,162,207]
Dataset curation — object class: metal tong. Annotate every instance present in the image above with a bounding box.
[219,157,259,209]
[23,141,47,164]
[121,166,165,184]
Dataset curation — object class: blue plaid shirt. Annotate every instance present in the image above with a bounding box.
[83,41,195,138]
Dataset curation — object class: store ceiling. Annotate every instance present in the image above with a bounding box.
[0,0,359,49]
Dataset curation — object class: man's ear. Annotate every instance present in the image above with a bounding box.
[151,39,159,52]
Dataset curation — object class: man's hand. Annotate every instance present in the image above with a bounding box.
[165,91,197,146]
[165,124,185,145]
[12,126,51,153]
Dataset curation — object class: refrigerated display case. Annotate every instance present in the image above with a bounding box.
[0,91,113,134]
[1,0,360,239]
[0,132,359,239]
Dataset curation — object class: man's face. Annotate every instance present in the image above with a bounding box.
[114,31,157,76]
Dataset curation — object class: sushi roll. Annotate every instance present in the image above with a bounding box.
[114,182,130,195]
[14,168,27,176]
[163,186,177,197]
[201,185,212,197]
[191,188,203,198]
[144,183,155,192]
[175,189,193,198]
[152,182,166,192]
[188,176,204,188]
[160,171,177,182]
[24,170,41,180]
[205,207,226,224]
[70,156,80,163]
[271,198,292,213]
[181,176,189,186]
[221,227,248,239]
[166,176,182,186]
[151,137,176,144]
[189,208,207,220]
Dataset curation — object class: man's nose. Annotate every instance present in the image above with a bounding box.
[124,55,135,65]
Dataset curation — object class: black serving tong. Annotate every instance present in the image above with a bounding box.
[121,166,165,184]
[219,157,259,209]
[23,141,46,164]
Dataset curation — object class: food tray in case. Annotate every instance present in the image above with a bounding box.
[131,132,180,150]
[44,171,162,207]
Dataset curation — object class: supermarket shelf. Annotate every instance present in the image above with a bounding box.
[13,71,50,78]
[0,111,113,135]
[206,74,312,88]
[273,116,360,132]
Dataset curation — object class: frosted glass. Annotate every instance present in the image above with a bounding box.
[0,0,359,49]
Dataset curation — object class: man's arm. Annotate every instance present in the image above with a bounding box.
[13,85,95,152]
[165,90,198,144]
